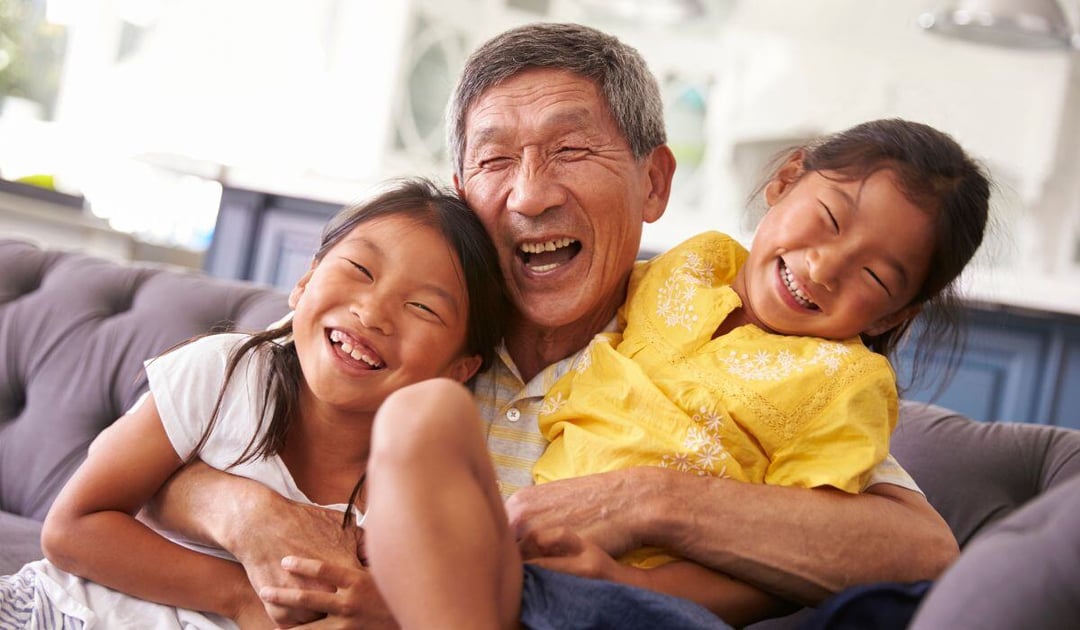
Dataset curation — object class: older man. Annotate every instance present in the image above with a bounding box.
[152,22,957,626]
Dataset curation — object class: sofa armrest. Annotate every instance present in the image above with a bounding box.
[0,511,45,575]
[892,401,1080,546]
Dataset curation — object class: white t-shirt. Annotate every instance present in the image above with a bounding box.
[31,334,355,628]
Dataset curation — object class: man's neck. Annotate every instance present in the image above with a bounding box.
[505,317,608,382]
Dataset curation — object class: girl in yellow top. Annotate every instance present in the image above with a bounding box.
[534,118,987,582]
[262,119,991,629]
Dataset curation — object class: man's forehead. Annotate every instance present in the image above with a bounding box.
[467,105,604,143]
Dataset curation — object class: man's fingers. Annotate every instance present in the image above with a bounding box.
[280,556,353,586]
[260,585,353,617]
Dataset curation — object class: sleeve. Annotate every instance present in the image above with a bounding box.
[619,231,740,331]
[143,334,247,460]
[765,354,898,493]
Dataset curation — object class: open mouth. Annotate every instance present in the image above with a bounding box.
[779,260,819,311]
[518,237,582,273]
[328,329,385,369]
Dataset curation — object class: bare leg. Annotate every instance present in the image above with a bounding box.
[365,378,523,630]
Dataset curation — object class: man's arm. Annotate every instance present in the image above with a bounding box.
[506,466,958,606]
[144,460,391,627]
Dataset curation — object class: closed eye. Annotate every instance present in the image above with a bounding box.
[865,268,892,296]
[345,259,373,280]
[557,146,589,159]
[820,202,839,233]
[407,301,445,324]
[479,156,511,169]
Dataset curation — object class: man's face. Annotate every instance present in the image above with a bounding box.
[455,67,670,334]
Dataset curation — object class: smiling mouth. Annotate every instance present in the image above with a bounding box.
[518,237,581,272]
[780,260,819,310]
[328,329,385,369]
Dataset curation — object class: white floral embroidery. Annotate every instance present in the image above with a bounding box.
[661,406,730,477]
[655,252,713,331]
[695,408,724,434]
[685,426,711,450]
[695,442,727,470]
[539,392,566,416]
[662,452,695,473]
[573,349,593,374]
[722,342,851,381]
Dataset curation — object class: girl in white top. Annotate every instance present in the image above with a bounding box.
[1,178,507,629]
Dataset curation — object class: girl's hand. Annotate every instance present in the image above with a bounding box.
[258,556,397,630]
[519,526,627,583]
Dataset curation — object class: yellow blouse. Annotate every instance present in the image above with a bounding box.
[535,232,898,566]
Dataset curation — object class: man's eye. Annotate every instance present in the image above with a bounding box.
[557,146,588,157]
[479,157,510,169]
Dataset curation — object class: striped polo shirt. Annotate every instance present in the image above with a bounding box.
[473,340,585,500]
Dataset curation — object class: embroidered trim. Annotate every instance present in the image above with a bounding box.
[721,342,851,381]
[655,252,713,331]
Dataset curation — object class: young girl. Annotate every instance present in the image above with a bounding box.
[0,177,507,628]
[257,118,990,629]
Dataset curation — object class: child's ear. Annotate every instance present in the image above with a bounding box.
[446,354,483,384]
[764,153,806,207]
[864,304,922,337]
[288,263,317,309]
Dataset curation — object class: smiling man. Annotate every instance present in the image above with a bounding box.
[149,22,959,628]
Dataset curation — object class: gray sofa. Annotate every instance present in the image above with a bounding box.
[2,238,1079,627]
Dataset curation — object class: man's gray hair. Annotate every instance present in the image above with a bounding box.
[447,22,667,179]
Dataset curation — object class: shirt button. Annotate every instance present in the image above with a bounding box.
[506,407,521,422]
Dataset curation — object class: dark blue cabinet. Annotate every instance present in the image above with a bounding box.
[896,305,1080,429]
[204,187,341,291]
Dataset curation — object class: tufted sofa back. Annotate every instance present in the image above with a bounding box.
[0,239,289,521]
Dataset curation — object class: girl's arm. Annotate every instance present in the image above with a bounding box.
[523,527,794,627]
[40,394,270,627]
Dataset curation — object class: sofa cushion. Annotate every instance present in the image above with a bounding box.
[0,239,288,522]
[909,472,1080,629]
[892,401,1080,546]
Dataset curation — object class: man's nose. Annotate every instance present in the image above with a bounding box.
[506,156,566,217]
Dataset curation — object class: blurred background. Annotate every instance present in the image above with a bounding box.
[1,0,1079,312]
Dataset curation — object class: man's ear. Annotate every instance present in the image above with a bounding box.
[445,354,483,384]
[453,173,465,198]
[764,153,806,207]
[642,144,676,224]
[288,264,317,310]
[864,304,922,337]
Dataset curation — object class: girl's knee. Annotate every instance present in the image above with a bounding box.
[372,378,476,457]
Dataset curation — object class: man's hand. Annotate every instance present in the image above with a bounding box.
[145,461,366,626]
[229,498,364,627]
[505,468,652,558]
[258,556,397,630]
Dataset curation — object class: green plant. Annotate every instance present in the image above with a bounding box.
[0,0,68,118]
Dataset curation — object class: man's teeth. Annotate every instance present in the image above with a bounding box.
[520,237,576,254]
[782,265,818,309]
[329,330,384,368]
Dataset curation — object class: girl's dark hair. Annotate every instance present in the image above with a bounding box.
[187,177,507,467]
[761,118,991,391]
